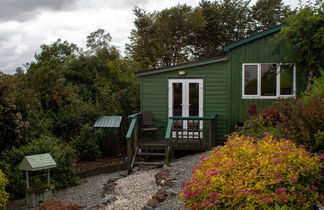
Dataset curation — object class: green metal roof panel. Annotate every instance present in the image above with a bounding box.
[94,116,122,128]
[223,23,287,52]
[136,56,228,77]
[18,153,57,171]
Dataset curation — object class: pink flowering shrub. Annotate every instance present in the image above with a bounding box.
[179,133,323,209]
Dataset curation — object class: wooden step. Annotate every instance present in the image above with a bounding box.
[137,152,166,156]
[137,142,166,149]
[134,161,165,166]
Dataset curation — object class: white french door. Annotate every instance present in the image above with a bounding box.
[168,79,203,134]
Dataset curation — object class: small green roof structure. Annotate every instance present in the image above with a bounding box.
[18,153,57,171]
[94,116,122,156]
[94,116,122,128]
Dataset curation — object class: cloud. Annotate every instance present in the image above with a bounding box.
[0,0,79,22]
[0,0,200,74]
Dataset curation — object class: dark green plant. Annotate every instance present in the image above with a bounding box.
[72,124,102,161]
[277,4,324,87]
[0,135,79,199]
[239,94,324,153]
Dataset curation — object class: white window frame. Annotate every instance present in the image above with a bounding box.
[242,63,296,99]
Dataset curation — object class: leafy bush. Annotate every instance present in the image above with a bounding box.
[52,98,102,141]
[0,135,79,199]
[72,124,102,161]
[179,133,323,209]
[240,93,324,153]
[0,170,9,209]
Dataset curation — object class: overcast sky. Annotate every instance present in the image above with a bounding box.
[0,0,309,74]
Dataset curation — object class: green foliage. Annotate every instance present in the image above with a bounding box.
[127,1,294,70]
[195,0,251,58]
[0,136,79,199]
[0,28,139,161]
[0,74,29,152]
[72,124,102,161]
[239,93,324,153]
[51,98,102,141]
[277,4,324,82]
[303,70,324,103]
[0,170,9,209]
[179,133,323,209]
[250,0,293,32]
[127,5,206,70]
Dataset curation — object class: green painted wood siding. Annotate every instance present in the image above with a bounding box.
[140,61,229,143]
[228,33,306,127]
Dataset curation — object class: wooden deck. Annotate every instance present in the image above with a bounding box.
[139,135,207,149]
[125,113,217,174]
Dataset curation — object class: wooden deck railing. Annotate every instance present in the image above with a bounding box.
[125,113,140,174]
[165,115,217,150]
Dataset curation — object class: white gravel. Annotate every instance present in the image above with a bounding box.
[8,152,207,210]
[53,171,123,208]
[105,169,161,210]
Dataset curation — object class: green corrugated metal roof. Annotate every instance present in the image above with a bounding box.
[94,116,122,128]
[18,153,57,171]
[223,23,287,52]
[136,56,228,77]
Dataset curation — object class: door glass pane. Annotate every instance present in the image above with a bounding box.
[189,83,199,130]
[172,83,182,116]
[244,65,258,95]
[189,83,199,116]
[280,65,294,95]
[261,64,277,96]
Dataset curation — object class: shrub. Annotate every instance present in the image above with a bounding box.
[239,94,324,153]
[0,170,9,209]
[0,135,79,199]
[179,133,323,209]
[72,124,102,160]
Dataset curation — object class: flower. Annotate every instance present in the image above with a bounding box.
[290,177,298,182]
[279,195,288,203]
[265,199,273,204]
[273,159,284,164]
[275,188,287,195]
[263,131,272,135]
[275,178,284,183]
[318,156,324,160]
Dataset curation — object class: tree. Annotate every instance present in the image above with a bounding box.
[195,0,251,58]
[126,5,206,70]
[250,0,293,33]
[0,74,29,152]
[277,3,324,88]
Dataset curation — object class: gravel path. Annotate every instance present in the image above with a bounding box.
[106,169,161,209]
[53,171,123,208]
[156,152,208,210]
[103,151,207,210]
[7,151,207,210]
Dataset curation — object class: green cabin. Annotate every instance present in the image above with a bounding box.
[126,24,305,173]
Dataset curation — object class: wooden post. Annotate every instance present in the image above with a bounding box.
[165,143,170,163]
[127,138,133,175]
[47,169,50,185]
[134,120,139,151]
[209,120,213,149]
[26,171,29,189]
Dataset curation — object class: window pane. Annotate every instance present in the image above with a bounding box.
[173,83,182,116]
[261,64,277,96]
[280,65,294,95]
[189,83,199,116]
[244,65,258,95]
